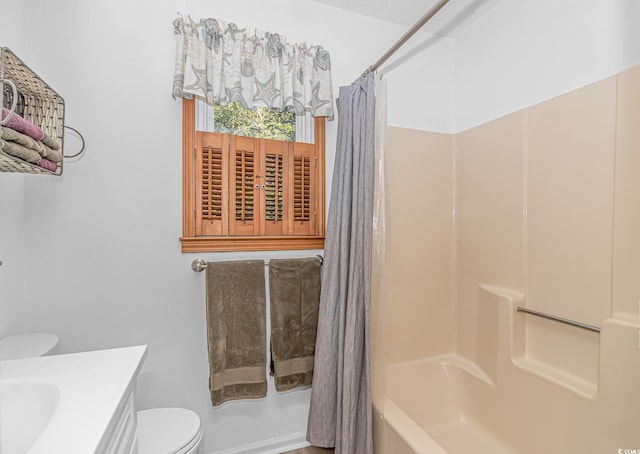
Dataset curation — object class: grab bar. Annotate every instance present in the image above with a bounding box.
[191,255,323,273]
[516,307,600,333]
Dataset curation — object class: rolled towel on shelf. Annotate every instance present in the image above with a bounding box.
[0,127,63,162]
[1,126,44,154]
[206,260,267,406]
[1,139,41,163]
[41,134,60,151]
[43,148,63,163]
[2,107,44,142]
[269,256,322,391]
[36,158,58,172]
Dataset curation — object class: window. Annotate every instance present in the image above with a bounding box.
[212,102,296,142]
[181,99,325,252]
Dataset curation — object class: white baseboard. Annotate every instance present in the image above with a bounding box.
[208,432,310,454]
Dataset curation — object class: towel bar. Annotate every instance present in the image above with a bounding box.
[516,306,600,333]
[191,255,323,273]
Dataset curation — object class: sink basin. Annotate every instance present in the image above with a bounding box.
[0,346,147,453]
[0,379,59,454]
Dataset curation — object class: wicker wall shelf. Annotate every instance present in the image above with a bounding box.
[0,47,65,175]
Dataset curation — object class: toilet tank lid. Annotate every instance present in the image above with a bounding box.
[0,333,59,360]
[137,407,201,454]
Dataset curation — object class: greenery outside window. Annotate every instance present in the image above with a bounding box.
[213,102,296,142]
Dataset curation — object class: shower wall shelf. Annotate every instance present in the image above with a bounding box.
[0,47,65,175]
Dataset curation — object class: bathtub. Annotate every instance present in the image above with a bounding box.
[380,354,516,454]
[374,284,640,453]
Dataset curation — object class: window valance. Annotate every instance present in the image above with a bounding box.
[172,15,334,118]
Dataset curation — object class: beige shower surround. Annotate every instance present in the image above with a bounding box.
[371,65,640,453]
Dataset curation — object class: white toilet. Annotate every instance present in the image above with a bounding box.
[0,332,59,360]
[137,407,203,454]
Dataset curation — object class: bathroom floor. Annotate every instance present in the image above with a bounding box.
[283,447,334,453]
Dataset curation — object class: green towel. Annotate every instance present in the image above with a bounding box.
[206,260,267,406]
[269,257,322,391]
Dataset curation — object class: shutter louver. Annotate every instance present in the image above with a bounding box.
[265,153,284,221]
[235,149,255,222]
[202,145,223,221]
[294,155,311,221]
[195,131,228,236]
[290,142,316,235]
[229,136,260,235]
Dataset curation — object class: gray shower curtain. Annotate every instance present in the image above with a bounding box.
[307,72,375,454]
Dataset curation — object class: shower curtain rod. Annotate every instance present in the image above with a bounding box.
[362,0,451,77]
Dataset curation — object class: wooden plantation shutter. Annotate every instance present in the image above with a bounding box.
[261,138,288,236]
[181,98,325,252]
[195,131,228,236]
[290,142,316,236]
[229,135,260,236]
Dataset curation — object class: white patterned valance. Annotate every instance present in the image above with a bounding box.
[172,15,334,118]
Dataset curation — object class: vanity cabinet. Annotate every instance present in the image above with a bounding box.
[101,388,138,454]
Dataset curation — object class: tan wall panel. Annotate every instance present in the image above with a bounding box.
[526,76,617,385]
[384,127,454,363]
[455,111,525,362]
[527,76,616,325]
[613,65,640,317]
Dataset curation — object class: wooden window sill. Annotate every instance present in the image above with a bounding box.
[180,236,325,253]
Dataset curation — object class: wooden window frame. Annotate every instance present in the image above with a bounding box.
[180,98,325,252]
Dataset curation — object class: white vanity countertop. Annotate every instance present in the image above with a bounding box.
[0,345,148,454]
